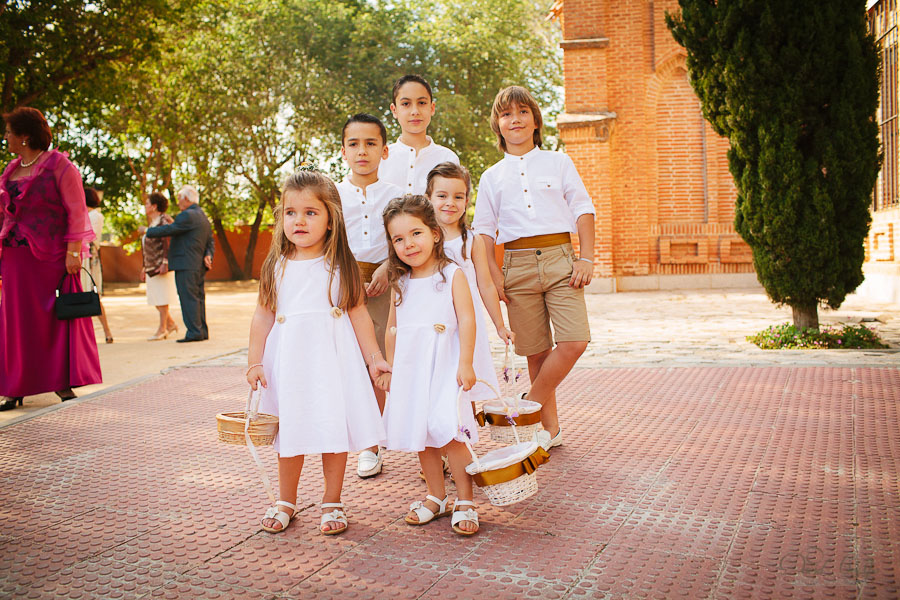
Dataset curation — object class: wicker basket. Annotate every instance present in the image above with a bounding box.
[216,389,278,446]
[459,380,549,506]
[479,348,543,444]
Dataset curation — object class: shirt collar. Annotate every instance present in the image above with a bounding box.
[503,145,541,161]
[394,136,435,152]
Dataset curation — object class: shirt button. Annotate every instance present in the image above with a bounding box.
[524,189,528,192]
[364,215,368,218]
[528,205,532,208]
[536,250,542,256]
[410,165,414,168]
[276,315,285,323]
[364,231,368,235]
[521,173,525,176]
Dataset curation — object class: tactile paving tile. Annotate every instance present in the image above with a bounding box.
[611,508,739,559]
[1,364,898,598]
[454,528,599,585]
[724,522,857,587]
[570,545,721,598]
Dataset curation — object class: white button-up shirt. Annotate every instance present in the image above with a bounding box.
[377,137,460,195]
[472,147,595,244]
[336,178,404,263]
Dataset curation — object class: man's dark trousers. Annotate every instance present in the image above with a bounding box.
[175,269,208,340]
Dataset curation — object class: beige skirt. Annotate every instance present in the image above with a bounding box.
[146,271,177,307]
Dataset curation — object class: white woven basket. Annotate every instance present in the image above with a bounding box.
[458,380,549,506]
[482,347,543,444]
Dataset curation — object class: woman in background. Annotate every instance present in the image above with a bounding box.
[141,191,179,340]
[83,186,113,343]
[0,107,102,410]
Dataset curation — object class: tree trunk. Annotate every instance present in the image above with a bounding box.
[212,216,244,280]
[791,304,819,331]
[243,195,268,279]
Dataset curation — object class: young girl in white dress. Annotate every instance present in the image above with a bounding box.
[425,163,514,401]
[246,170,389,536]
[377,194,481,536]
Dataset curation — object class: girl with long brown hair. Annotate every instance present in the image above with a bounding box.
[246,170,389,535]
[377,194,482,536]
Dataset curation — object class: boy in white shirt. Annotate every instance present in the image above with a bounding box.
[378,74,459,194]
[337,113,404,478]
[472,86,596,452]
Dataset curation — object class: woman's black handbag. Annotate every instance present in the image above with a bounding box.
[55,268,101,320]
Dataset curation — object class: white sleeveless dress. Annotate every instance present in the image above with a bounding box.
[384,263,480,451]
[259,256,386,457]
[444,234,501,402]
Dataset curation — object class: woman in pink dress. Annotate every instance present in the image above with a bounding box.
[0,107,102,411]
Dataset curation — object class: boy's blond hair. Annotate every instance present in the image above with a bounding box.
[490,86,544,153]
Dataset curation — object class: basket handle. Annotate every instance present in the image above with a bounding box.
[244,388,276,504]
[457,378,520,472]
[502,345,525,418]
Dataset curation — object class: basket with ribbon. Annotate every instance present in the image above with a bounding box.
[475,347,543,445]
[216,388,279,503]
[459,380,549,506]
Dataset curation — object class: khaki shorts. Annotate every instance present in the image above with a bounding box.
[503,243,590,356]
[365,287,391,355]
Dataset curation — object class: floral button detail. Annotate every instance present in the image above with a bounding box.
[330,307,343,319]
[276,315,285,324]
[433,324,446,333]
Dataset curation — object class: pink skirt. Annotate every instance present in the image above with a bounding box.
[0,245,102,396]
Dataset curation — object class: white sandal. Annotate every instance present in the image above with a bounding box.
[451,500,479,536]
[261,500,297,533]
[405,494,451,525]
[320,502,348,536]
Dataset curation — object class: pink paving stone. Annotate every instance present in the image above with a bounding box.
[0,365,898,598]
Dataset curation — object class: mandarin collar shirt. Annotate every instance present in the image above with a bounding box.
[377,136,460,195]
[336,178,404,263]
[472,147,595,244]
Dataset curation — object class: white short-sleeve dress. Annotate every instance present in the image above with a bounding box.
[384,263,480,452]
[444,234,501,402]
[259,256,386,457]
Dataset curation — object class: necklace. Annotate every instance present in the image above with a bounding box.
[20,151,44,168]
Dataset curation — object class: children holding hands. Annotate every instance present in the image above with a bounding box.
[241,76,594,539]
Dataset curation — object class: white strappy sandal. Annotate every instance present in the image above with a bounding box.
[320,502,348,536]
[405,494,451,525]
[261,500,297,533]
[451,500,479,536]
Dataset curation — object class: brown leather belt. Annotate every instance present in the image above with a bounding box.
[504,232,571,250]
[357,261,382,283]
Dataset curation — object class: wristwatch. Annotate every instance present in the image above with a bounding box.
[68,251,80,258]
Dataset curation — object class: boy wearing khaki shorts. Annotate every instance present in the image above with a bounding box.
[473,86,595,451]
[337,113,404,477]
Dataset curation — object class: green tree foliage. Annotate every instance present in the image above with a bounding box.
[0,0,177,112]
[667,0,881,329]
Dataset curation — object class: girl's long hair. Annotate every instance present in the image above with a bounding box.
[425,162,472,261]
[382,194,452,306]
[258,170,363,313]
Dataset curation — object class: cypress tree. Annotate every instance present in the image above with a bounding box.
[666,0,881,330]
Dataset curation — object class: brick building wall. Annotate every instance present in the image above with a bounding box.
[863,0,900,303]
[554,0,757,291]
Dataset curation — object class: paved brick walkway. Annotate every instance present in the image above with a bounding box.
[2,364,898,599]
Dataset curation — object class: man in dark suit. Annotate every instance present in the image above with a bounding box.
[140,185,214,342]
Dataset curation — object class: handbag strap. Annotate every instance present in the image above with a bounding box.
[56,266,97,295]
[243,388,277,504]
